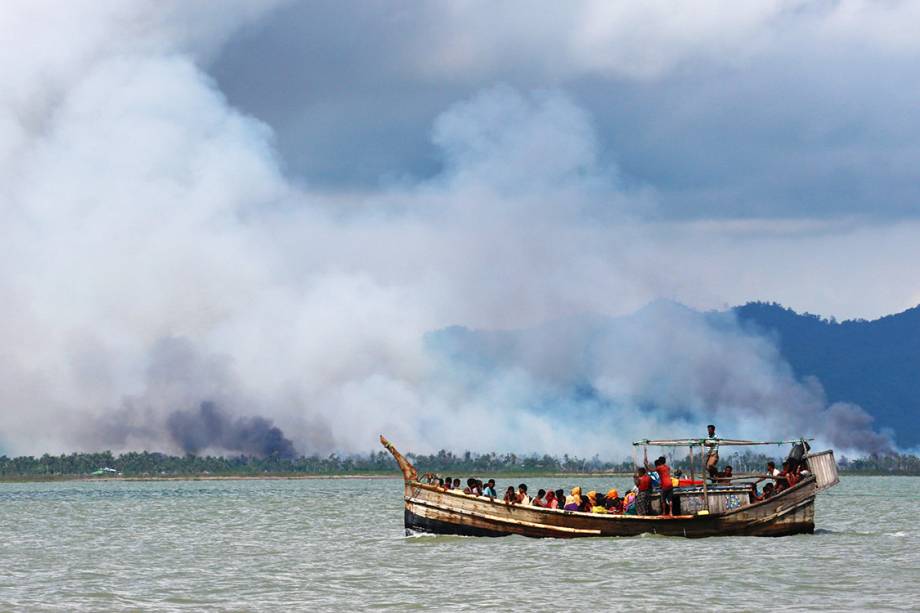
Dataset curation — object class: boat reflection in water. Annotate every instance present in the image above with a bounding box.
[380,435,839,538]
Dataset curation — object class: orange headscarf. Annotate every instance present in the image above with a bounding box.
[570,486,582,506]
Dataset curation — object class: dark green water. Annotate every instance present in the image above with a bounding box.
[0,476,916,611]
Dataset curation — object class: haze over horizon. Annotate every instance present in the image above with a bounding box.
[2,2,919,458]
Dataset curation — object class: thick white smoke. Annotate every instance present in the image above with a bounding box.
[0,3,894,458]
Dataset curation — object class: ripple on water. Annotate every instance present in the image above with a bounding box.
[0,476,917,611]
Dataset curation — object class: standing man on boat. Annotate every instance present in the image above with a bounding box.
[704,424,720,479]
[652,456,673,515]
[634,467,652,515]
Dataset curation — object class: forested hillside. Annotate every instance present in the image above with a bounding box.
[734,302,920,448]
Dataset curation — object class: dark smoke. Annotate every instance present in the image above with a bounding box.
[822,402,894,455]
[166,402,296,458]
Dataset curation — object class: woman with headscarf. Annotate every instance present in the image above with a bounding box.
[622,490,637,515]
[605,488,622,513]
[544,490,559,509]
[588,491,607,513]
[563,486,582,511]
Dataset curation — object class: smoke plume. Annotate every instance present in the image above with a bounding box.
[0,3,901,459]
[167,402,295,458]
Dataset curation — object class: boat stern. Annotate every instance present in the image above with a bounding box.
[805,449,840,491]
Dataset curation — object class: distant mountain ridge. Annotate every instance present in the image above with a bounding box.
[733,302,920,448]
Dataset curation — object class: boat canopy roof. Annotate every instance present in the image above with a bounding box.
[633,437,813,447]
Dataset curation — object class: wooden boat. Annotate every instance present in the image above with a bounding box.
[380,435,839,538]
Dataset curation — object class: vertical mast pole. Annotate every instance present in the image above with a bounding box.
[701,441,710,512]
[689,445,695,482]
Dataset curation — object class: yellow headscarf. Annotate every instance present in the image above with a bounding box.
[606,488,619,500]
[570,486,582,506]
[586,490,598,506]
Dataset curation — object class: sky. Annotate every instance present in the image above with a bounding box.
[0,1,917,457]
[207,0,920,319]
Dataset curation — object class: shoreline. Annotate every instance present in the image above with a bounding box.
[0,471,637,484]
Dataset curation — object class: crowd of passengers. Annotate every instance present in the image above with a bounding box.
[429,457,810,517]
[429,476,636,514]
[427,425,812,517]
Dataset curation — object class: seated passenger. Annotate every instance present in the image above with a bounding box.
[622,490,637,515]
[762,483,775,499]
[563,486,582,511]
[716,465,733,484]
[503,486,517,504]
[605,488,622,513]
[453,478,463,491]
[554,489,565,509]
[780,461,797,487]
[517,483,531,505]
[766,461,780,477]
[531,489,546,507]
[463,478,476,494]
[590,492,608,513]
[483,479,497,498]
[470,479,482,495]
[545,490,559,509]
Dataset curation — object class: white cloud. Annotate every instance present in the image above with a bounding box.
[411,1,920,81]
[0,2,907,458]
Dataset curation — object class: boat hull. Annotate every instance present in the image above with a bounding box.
[402,479,816,538]
[379,435,823,539]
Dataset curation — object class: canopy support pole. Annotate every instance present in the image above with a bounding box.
[689,445,695,483]
[701,448,710,512]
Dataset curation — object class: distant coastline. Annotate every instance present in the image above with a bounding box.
[3,467,920,484]
[2,471,916,484]
[0,471,640,484]
[3,448,918,482]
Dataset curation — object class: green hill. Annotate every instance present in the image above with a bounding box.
[734,302,920,448]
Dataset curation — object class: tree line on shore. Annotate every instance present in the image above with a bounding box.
[1,448,918,478]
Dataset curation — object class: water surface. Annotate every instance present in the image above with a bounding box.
[1,476,916,611]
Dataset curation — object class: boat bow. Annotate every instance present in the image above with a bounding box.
[380,434,418,482]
